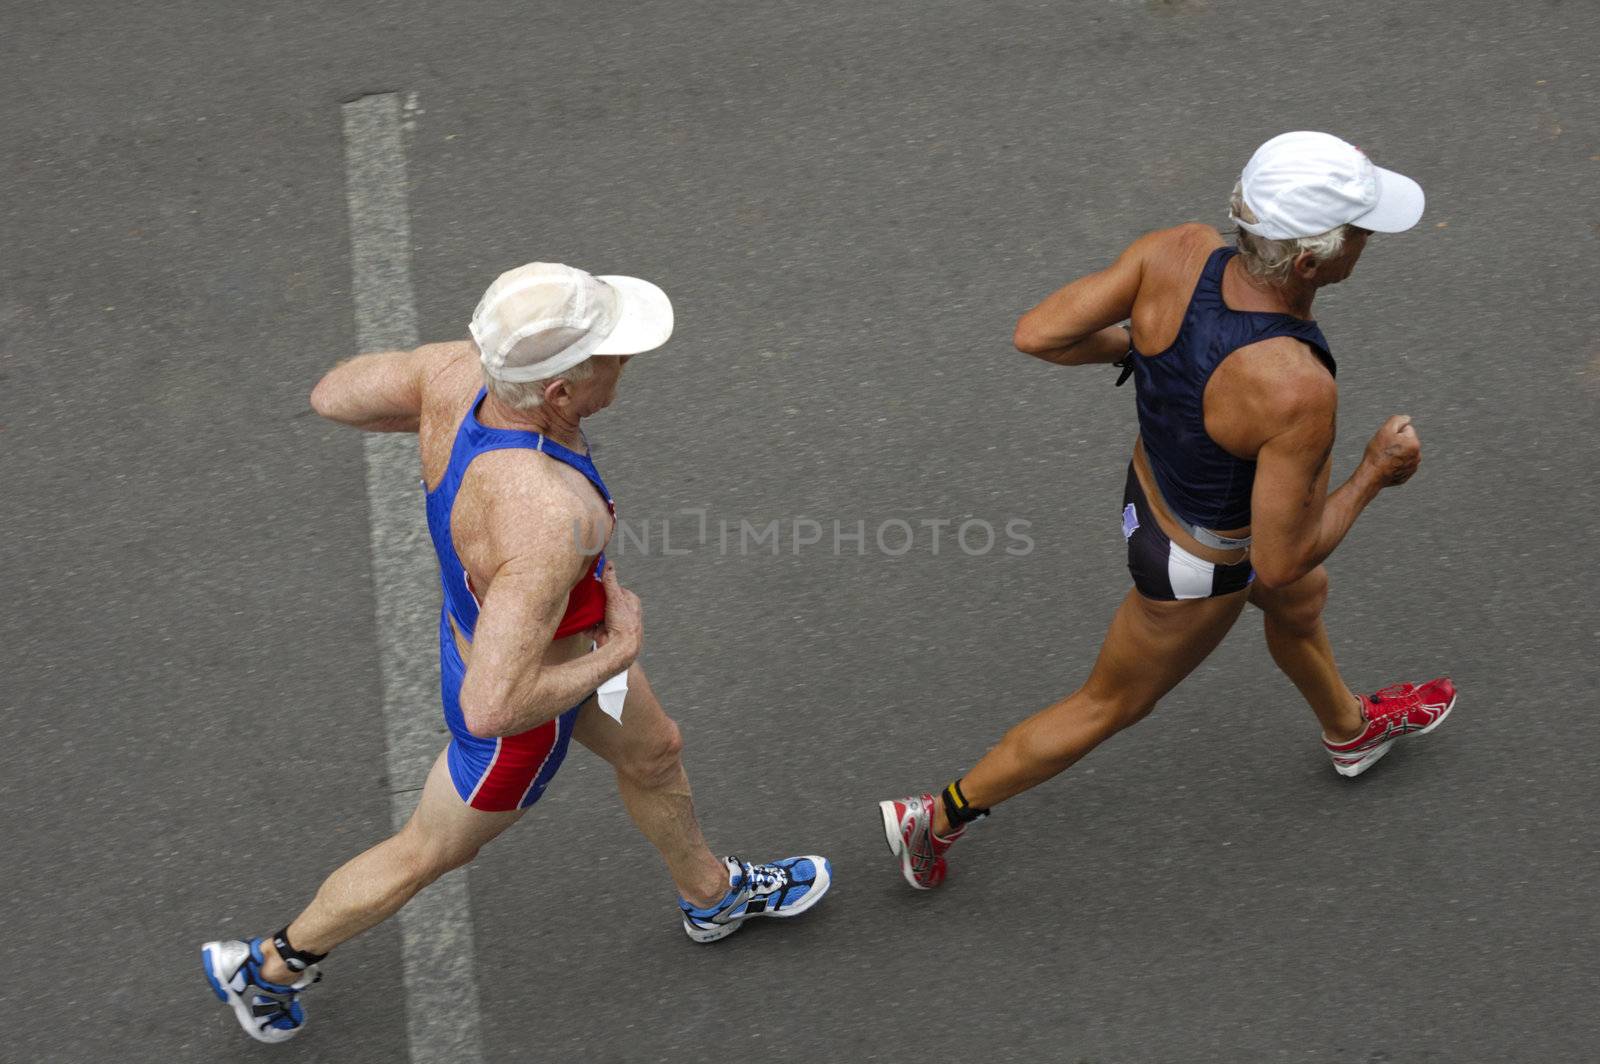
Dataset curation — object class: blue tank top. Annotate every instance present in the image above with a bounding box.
[424,389,613,643]
[1130,246,1335,531]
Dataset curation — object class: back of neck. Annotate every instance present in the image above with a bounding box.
[479,394,585,451]
[1224,255,1317,319]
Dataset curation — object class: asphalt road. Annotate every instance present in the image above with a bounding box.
[3,1,1598,1061]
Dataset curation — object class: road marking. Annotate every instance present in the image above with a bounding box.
[341,92,486,1064]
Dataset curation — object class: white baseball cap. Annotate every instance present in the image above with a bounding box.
[1231,131,1425,240]
[469,262,675,383]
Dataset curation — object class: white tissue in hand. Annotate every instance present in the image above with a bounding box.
[597,669,629,722]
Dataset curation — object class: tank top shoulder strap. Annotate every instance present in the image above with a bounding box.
[438,390,615,580]
[1203,248,1337,378]
[430,395,489,501]
[447,389,612,501]
[1191,245,1235,305]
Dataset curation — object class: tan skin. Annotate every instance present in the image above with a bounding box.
[933,222,1422,838]
[254,346,729,983]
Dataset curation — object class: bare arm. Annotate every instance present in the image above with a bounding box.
[309,342,461,432]
[459,565,639,737]
[1013,229,1168,365]
[1251,374,1421,588]
[457,501,642,737]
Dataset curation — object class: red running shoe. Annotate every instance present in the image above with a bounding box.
[1323,677,1457,778]
[879,793,964,889]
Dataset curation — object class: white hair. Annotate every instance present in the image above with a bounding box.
[1229,180,1349,284]
[481,357,595,411]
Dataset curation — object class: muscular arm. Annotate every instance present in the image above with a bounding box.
[1248,375,1384,589]
[457,506,637,738]
[1013,228,1172,365]
[309,342,461,432]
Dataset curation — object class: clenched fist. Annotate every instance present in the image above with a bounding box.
[594,562,643,660]
[1363,415,1422,488]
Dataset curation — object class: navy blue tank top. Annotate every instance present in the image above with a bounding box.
[424,390,613,643]
[1130,246,1335,531]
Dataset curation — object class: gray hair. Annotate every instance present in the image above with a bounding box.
[1229,180,1349,284]
[481,357,595,411]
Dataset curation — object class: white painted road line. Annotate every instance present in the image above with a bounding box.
[341,92,487,1064]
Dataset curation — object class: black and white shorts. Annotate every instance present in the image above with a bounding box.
[1121,465,1254,601]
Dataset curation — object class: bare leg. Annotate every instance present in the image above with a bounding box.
[573,664,729,909]
[257,750,522,984]
[1248,566,1364,741]
[934,588,1248,836]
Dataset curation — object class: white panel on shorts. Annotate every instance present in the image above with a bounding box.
[1167,541,1217,600]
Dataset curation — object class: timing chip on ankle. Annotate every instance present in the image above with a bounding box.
[272,926,328,973]
[941,780,989,826]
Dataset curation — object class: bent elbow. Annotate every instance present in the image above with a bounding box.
[463,712,502,740]
[1012,320,1046,355]
[457,686,508,738]
[1251,562,1306,593]
[1251,570,1288,593]
[309,378,338,420]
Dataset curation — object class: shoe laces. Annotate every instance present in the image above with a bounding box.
[739,861,788,896]
[1366,684,1425,722]
[1371,682,1415,704]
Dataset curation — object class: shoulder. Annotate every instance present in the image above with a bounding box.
[1222,335,1338,437]
[1130,222,1223,258]
[416,340,479,389]
[469,449,605,564]
[418,342,486,424]
[1122,223,1224,286]
[1166,221,1225,246]
[1124,225,1226,334]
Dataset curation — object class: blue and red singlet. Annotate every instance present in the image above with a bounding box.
[423,389,613,811]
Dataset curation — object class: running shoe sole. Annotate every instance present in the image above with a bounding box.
[1332,693,1457,778]
[682,916,742,944]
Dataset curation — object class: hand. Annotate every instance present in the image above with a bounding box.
[595,563,643,658]
[1362,415,1422,488]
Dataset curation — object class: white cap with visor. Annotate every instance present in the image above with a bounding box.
[470,262,675,383]
[1231,131,1425,240]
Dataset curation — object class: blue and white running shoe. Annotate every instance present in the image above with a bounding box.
[680,855,832,943]
[201,938,320,1043]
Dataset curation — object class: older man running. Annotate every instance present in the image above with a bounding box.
[880,131,1456,889]
[203,263,831,1043]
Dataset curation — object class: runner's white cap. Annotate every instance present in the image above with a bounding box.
[469,262,674,383]
[1231,131,1425,240]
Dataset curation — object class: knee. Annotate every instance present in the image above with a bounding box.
[1085,691,1157,735]
[395,833,478,888]
[1268,567,1329,636]
[1015,688,1152,767]
[418,844,478,885]
[617,717,685,790]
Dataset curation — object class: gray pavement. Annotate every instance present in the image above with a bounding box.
[3,1,1598,1061]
